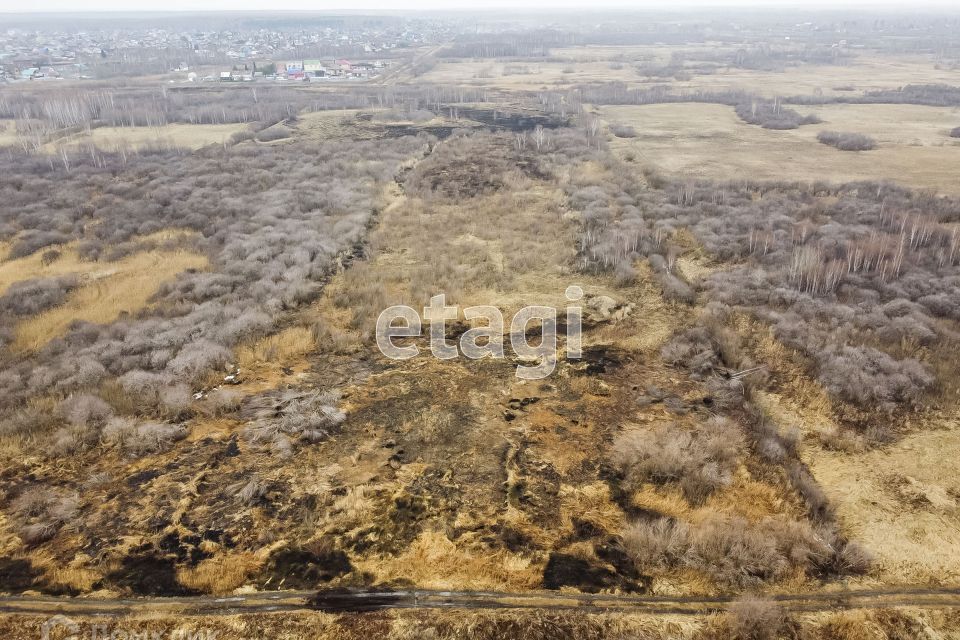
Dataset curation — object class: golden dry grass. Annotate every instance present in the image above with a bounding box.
[558,482,626,536]
[353,529,542,591]
[0,230,198,294]
[236,326,317,369]
[600,102,960,193]
[7,246,207,352]
[176,552,262,594]
[39,123,247,153]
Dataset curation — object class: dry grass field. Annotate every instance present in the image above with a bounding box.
[671,53,960,98]
[416,59,640,87]
[420,47,959,97]
[598,103,960,192]
[38,123,247,153]
[0,231,207,352]
[11,248,208,352]
[758,386,960,585]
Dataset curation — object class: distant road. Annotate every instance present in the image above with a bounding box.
[371,44,445,86]
[2,586,960,617]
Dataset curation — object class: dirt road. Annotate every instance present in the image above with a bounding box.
[2,587,960,617]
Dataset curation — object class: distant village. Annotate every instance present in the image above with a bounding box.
[0,16,450,83]
[206,58,390,83]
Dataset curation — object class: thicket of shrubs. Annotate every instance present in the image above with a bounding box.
[557,124,958,416]
[817,130,877,151]
[611,418,745,504]
[622,513,855,587]
[735,100,821,130]
[0,135,426,445]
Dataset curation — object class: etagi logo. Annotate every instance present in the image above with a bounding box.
[40,616,217,640]
[376,286,583,380]
[41,615,80,640]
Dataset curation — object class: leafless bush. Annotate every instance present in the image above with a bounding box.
[159,384,193,416]
[0,275,79,316]
[622,514,831,587]
[255,126,292,142]
[611,417,744,504]
[609,124,637,138]
[10,486,80,545]
[817,345,932,412]
[203,388,243,415]
[60,393,113,428]
[735,101,818,130]
[704,377,744,411]
[661,327,720,376]
[949,126,960,138]
[242,389,346,458]
[817,131,877,151]
[724,596,788,640]
[102,418,187,456]
[786,462,833,522]
[621,518,690,570]
[656,271,695,303]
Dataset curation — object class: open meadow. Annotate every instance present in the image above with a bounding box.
[598,102,960,192]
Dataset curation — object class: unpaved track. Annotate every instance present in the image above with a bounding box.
[2,587,960,617]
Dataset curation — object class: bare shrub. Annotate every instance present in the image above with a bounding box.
[611,417,744,504]
[622,514,830,587]
[735,101,817,130]
[725,596,788,640]
[817,131,877,151]
[0,275,79,316]
[203,388,243,415]
[60,393,113,428]
[686,516,788,585]
[10,486,80,545]
[660,327,720,376]
[609,124,637,138]
[704,377,744,411]
[816,345,932,411]
[787,462,833,522]
[254,125,292,142]
[102,418,187,456]
[166,340,234,380]
[950,126,960,138]
[242,389,346,458]
[621,518,690,570]
[657,271,695,303]
[159,384,193,416]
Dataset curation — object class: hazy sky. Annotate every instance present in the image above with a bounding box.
[1,0,957,12]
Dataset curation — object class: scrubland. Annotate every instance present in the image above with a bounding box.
[2,24,960,640]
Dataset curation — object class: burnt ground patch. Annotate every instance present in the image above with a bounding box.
[106,554,198,596]
[0,557,42,593]
[542,552,647,593]
[258,543,353,590]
